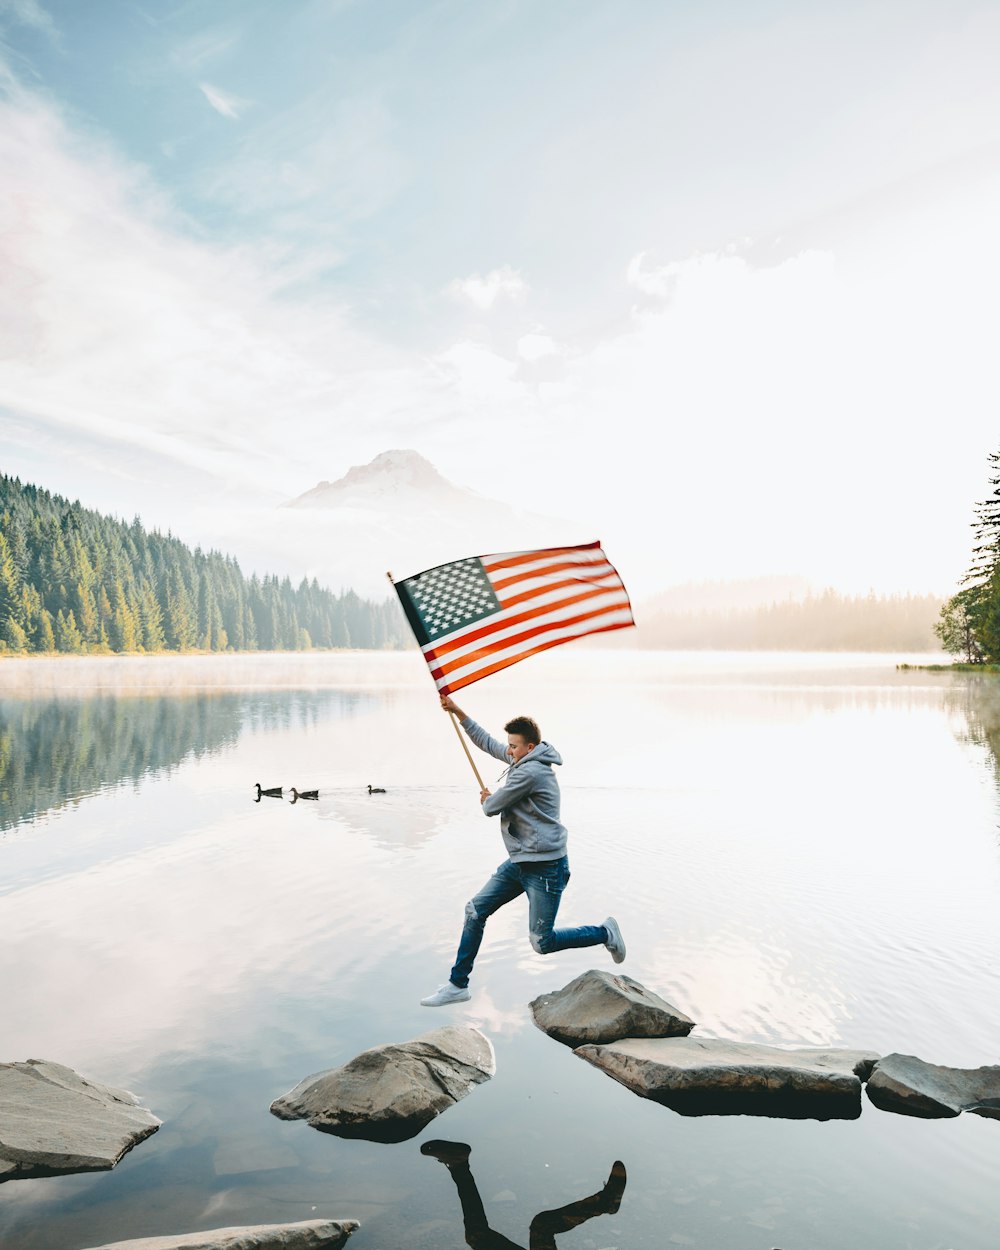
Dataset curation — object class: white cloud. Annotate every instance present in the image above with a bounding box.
[446,264,528,310]
[199,82,250,120]
[2,74,1000,600]
[0,0,55,37]
[516,330,559,361]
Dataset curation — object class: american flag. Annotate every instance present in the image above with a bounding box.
[392,542,634,694]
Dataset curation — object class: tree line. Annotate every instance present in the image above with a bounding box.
[632,589,942,651]
[935,450,1000,663]
[0,474,409,654]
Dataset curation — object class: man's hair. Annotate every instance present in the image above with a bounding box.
[505,715,540,745]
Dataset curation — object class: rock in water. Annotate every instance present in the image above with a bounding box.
[866,1053,1000,1118]
[77,1221,359,1249]
[0,1059,160,1181]
[270,1026,495,1143]
[576,1036,880,1120]
[530,969,695,1046]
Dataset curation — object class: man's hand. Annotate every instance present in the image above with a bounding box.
[440,694,466,719]
[479,788,492,803]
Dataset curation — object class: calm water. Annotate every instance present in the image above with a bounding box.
[2,650,999,1249]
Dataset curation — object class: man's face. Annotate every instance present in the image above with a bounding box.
[507,733,535,763]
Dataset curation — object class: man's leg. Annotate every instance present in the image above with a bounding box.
[421,1141,524,1250]
[449,860,525,989]
[528,1160,626,1250]
[521,858,609,955]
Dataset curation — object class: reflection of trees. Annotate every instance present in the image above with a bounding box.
[0,691,361,833]
[421,1140,625,1250]
[946,675,1000,793]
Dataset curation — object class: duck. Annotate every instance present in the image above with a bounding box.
[290,788,319,803]
[367,784,386,795]
[255,783,283,799]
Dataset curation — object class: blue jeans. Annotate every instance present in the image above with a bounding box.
[449,856,608,989]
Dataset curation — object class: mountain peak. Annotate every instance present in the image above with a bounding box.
[286,449,464,510]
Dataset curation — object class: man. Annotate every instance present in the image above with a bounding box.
[420,695,625,1006]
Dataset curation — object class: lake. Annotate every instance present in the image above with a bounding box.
[1,650,999,1249]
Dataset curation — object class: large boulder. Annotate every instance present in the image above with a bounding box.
[576,1036,880,1120]
[270,1026,495,1143]
[77,1221,359,1249]
[0,1059,160,1182]
[530,970,695,1046]
[866,1053,1000,1119]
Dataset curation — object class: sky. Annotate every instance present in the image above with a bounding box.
[2,0,1000,600]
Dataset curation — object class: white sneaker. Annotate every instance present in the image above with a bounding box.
[603,916,626,964]
[420,982,472,1007]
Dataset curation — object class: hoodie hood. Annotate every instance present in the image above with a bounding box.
[518,741,562,768]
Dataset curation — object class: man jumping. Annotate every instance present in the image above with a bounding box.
[420,695,625,1007]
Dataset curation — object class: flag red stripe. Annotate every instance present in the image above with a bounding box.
[430,600,630,679]
[490,557,616,593]
[423,584,627,662]
[482,542,601,575]
[438,619,634,694]
[499,574,618,611]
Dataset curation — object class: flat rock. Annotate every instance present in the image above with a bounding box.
[530,969,695,1046]
[270,1026,495,1143]
[576,1036,880,1120]
[0,1059,160,1182]
[866,1052,1000,1119]
[77,1220,359,1249]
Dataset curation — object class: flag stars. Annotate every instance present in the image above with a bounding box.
[403,557,501,641]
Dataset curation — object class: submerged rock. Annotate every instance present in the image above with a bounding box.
[270,1026,495,1143]
[0,1059,160,1182]
[866,1053,1000,1119]
[77,1220,359,1249]
[530,969,695,1046]
[576,1036,879,1120]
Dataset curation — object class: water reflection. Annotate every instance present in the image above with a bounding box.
[420,1141,626,1249]
[949,673,1000,800]
[0,690,369,833]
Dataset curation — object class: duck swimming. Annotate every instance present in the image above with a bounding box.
[255,783,283,799]
[290,788,319,802]
[367,784,386,794]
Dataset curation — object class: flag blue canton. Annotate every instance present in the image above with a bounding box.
[399,557,501,644]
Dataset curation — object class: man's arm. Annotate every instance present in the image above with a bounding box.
[480,766,536,818]
[440,694,510,763]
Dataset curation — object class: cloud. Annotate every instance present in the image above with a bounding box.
[446,264,528,310]
[2,68,1000,599]
[199,81,250,120]
[0,0,55,37]
[516,330,559,361]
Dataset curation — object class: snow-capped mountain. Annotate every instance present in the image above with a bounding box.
[285,449,511,523]
[229,450,584,598]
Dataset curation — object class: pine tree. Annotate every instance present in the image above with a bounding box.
[56,608,84,653]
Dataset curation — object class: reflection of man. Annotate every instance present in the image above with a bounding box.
[421,1140,626,1250]
[421,696,625,1007]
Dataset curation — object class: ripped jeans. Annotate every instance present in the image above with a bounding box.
[449,856,608,989]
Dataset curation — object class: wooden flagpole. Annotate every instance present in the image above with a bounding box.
[387,570,486,791]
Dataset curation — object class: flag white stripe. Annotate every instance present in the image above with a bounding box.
[433,606,635,686]
[420,584,631,659]
[492,566,621,600]
[428,596,632,672]
[483,548,612,578]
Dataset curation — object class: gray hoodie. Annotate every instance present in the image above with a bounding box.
[461,717,567,863]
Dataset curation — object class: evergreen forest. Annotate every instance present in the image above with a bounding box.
[0,474,409,654]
